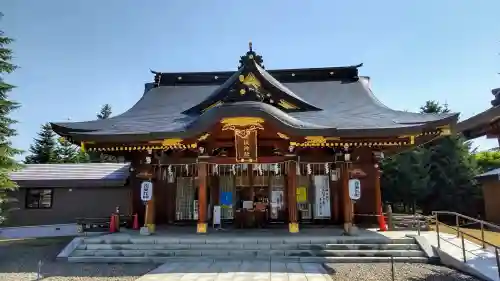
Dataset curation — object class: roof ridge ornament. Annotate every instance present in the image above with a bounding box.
[239,41,264,69]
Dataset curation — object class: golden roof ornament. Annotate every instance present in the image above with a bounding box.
[238,41,264,68]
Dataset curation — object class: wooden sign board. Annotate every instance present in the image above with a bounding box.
[234,128,258,163]
[136,171,154,179]
[349,168,367,178]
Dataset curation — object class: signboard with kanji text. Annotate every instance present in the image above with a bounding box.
[348,179,361,200]
[140,181,153,201]
[234,128,258,162]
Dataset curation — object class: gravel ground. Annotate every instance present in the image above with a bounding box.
[325,263,480,281]
[0,237,156,281]
[0,237,482,281]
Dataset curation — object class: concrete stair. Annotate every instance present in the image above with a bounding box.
[65,235,430,263]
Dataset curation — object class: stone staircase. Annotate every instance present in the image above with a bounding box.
[65,235,430,263]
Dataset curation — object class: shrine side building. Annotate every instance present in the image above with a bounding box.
[10,45,458,232]
[457,87,500,225]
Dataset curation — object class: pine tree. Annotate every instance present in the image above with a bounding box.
[89,104,115,162]
[0,20,23,224]
[382,100,481,216]
[56,137,79,163]
[420,101,480,215]
[419,100,450,114]
[424,136,481,215]
[97,104,112,119]
[25,123,59,164]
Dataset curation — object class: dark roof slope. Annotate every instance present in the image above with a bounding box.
[51,74,457,142]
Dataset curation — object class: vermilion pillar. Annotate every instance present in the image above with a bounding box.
[374,164,382,219]
[341,163,352,233]
[145,192,155,233]
[287,161,299,233]
[197,162,208,233]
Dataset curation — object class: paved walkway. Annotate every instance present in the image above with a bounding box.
[422,232,499,281]
[135,261,332,281]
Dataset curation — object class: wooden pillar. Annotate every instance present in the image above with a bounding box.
[167,178,177,224]
[331,168,340,224]
[145,194,155,233]
[341,163,352,233]
[197,161,208,233]
[287,161,299,233]
[374,163,382,217]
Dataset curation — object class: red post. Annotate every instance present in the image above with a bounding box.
[109,215,117,233]
[378,205,387,231]
[132,213,139,230]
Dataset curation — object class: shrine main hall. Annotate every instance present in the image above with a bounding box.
[46,44,457,234]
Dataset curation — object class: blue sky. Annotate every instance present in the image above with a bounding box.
[3,0,500,159]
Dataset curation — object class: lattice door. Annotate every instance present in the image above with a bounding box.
[175,177,196,220]
[269,176,285,219]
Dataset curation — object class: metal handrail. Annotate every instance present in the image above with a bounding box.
[431,211,500,278]
[433,211,500,232]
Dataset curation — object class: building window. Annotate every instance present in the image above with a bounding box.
[25,189,53,209]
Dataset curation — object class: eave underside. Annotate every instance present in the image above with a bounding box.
[457,106,500,140]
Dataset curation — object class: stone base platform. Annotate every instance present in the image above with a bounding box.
[57,227,430,263]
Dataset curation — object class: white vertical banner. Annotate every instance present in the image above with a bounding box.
[314,175,331,219]
[193,200,199,220]
[213,205,221,226]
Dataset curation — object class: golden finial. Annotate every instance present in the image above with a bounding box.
[249,41,253,52]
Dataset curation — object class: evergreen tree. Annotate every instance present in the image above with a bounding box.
[423,135,481,215]
[381,142,430,212]
[76,150,90,163]
[0,20,23,224]
[382,100,481,216]
[419,100,450,114]
[56,137,79,163]
[421,100,481,215]
[89,104,114,162]
[97,104,112,119]
[25,123,59,164]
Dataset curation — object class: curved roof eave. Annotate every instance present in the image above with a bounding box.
[51,122,97,135]
[65,102,457,143]
[456,106,500,134]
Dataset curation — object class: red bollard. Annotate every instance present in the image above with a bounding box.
[109,214,117,233]
[378,206,387,231]
[132,213,139,230]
